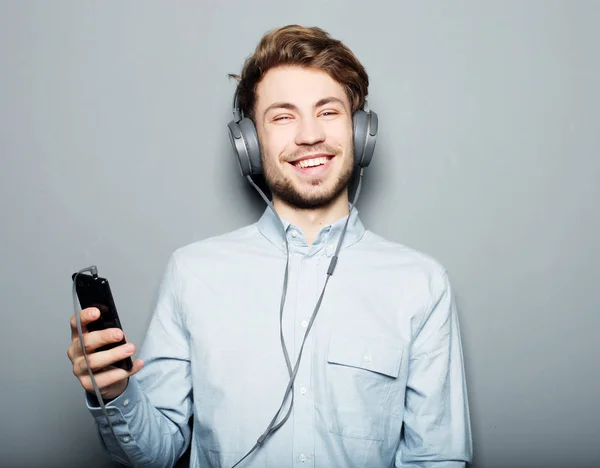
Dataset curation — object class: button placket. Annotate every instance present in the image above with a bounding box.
[292,255,316,466]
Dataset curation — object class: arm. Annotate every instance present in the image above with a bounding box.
[396,270,473,467]
[86,252,193,467]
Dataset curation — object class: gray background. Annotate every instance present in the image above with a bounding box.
[0,1,598,467]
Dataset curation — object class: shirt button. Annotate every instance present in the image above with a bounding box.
[363,355,371,363]
[301,320,308,328]
[290,230,298,238]
[107,410,115,416]
[300,386,307,395]
[123,399,130,407]
[122,436,131,443]
[299,454,307,462]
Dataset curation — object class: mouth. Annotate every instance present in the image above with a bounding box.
[288,154,335,174]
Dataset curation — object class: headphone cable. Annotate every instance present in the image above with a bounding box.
[232,168,364,467]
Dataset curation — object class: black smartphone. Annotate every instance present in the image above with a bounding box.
[72,271,133,371]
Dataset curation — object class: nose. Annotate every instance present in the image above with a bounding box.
[294,116,325,146]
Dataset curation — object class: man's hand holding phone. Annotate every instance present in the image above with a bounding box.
[67,307,144,401]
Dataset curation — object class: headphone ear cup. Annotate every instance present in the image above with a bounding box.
[227,117,263,176]
[228,120,251,176]
[238,117,262,175]
[352,109,379,168]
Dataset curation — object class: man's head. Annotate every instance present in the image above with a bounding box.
[231,25,369,210]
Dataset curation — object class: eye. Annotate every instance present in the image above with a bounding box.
[273,115,293,122]
[319,110,339,118]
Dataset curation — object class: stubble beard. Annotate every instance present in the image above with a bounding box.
[262,147,355,210]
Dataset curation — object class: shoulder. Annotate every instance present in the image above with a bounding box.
[179,222,261,257]
[359,230,447,275]
[165,223,263,276]
[354,229,451,297]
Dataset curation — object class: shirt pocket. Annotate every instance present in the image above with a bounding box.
[326,332,404,441]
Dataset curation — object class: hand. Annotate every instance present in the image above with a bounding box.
[67,307,144,401]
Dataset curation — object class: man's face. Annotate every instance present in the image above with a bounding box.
[254,66,355,210]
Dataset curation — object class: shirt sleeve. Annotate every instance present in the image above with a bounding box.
[396,269,473,467]
[85,252,193,467]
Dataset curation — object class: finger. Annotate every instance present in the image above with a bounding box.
[69,327,125,361]
[79,359,145,394]
[74,342,137,376]
[70,307,100,339]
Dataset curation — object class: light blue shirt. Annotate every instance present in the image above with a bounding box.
[86,206,472,467]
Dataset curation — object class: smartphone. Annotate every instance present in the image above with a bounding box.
[72,271,133,371]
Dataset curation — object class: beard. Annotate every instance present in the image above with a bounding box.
[262,144,355,210]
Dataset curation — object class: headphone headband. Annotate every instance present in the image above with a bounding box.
[232,86,243,123]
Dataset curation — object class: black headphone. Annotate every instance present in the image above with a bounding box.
[227,86,379,177]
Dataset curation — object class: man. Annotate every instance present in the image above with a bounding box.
[68,25,472,467]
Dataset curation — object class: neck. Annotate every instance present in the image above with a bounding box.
[273,191,350,246]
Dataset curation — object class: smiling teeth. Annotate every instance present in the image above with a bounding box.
[296,157,329,168]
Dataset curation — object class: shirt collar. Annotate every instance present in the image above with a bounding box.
[257,203,366,256]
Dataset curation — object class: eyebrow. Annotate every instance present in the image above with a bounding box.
[262,96,346,118]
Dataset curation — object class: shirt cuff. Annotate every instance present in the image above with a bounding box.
[84,377,150,465]
[85,377,143,423]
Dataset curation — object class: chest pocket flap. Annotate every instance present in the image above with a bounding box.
[327,332,403,378]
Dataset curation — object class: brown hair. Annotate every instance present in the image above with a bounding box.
[229,25,369,121]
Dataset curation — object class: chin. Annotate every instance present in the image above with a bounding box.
[264,160,354,210]
[278,181,348,210]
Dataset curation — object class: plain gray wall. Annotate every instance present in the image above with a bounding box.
[1,1,598,467]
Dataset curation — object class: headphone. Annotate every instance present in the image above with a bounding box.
[227,85,379,177]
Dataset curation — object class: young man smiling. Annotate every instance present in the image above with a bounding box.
[68,25,473,467]
[256,64,357,245]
